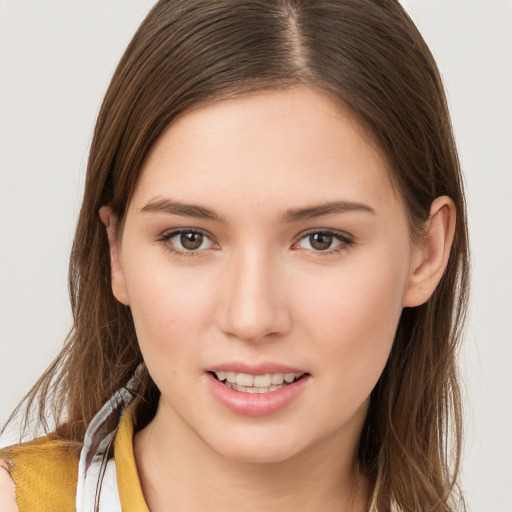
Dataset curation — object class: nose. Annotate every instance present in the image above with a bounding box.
[217,248,291,342]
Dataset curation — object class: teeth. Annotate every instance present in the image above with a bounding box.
[253,374,272,387]
[225,371,237,383]
[236,373,254,387]
[213,371,303,390]
[271,373,284,385]
[223,383,288,393]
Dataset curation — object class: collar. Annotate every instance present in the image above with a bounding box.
[76,382,149,512]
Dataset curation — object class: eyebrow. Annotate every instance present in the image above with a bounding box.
[283,201,376,222]
[140,198,376,222]
[141,199,223,221]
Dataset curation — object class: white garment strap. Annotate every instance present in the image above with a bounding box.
[76,385,134,512]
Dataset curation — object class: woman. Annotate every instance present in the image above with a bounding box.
[0,0,469,510]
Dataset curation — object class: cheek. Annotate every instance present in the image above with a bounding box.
[296,251,409,391]
[122,254,216,365]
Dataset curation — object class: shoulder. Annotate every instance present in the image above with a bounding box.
[0,460,18,512]
[0,435,82,512]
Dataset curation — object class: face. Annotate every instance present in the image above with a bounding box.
[105,86,422,464]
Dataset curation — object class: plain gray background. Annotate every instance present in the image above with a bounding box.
[1,1,511,510]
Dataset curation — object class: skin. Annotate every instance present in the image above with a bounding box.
[0,461,17,512]
[100,86,455,512]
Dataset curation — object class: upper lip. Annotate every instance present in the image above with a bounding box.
[205,361,308,375]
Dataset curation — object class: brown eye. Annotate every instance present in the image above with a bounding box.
[180,232,204,250]
[161,229,215,254]
[294,230,352,253]
[309,233,333,251]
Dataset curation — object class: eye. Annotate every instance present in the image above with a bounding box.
[294,230,353,253]
[159,229,216,253]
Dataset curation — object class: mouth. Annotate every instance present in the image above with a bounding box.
[206,367,311,416]
[209,370,307,394]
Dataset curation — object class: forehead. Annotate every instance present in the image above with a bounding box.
[131,86,399,217]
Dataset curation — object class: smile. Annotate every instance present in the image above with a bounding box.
[207,368,311,417]
[211,371,305,394]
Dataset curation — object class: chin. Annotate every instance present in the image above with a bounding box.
[205,428,305,465]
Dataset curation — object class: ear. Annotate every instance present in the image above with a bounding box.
[99,206,130,306]
[403,196,456,307]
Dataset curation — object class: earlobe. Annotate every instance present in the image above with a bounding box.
[403,196,456,307]
[99,206,130,306]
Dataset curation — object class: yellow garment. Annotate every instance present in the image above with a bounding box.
[0,434,80,511]
[115,408,150,511]
[0,408,149,511]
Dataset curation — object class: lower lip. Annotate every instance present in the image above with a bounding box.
[206,373,310,417]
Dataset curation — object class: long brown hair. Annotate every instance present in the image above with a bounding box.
[5,1,469,510]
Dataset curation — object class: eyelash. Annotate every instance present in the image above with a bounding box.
[157,228,354,257]
[292,229,354,255]
[157,228,217,258]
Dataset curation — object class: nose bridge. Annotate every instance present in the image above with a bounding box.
[219,244,289,341]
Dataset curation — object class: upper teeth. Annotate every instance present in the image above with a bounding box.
[214,371,302,388]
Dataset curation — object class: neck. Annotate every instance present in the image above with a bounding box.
[133,403,370,512]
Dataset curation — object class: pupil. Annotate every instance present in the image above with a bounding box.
[310,233,332,250]
[181,232,203,250]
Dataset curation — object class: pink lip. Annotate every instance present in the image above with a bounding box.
[206,369,311,417]
[206,361,307,375]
